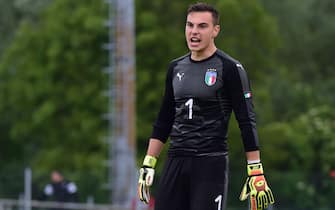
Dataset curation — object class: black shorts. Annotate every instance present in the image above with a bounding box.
[154,155,229,210]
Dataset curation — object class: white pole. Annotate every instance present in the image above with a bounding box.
[24,167,32,210]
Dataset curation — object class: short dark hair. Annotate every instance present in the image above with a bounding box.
[187,2,219,25]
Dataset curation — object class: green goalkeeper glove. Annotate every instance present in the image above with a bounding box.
[239,162,275,210]
[138,155,157,204]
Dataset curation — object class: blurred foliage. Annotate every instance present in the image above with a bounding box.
[0,0,334,208]
[262,0,335,80]
[261,106,335,209]
[0,0,52,56]
[0,0,108,202]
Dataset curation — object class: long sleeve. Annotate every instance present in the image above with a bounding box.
[150,63,176,143]
[227,62,259,151]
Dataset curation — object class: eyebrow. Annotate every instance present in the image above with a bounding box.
[186,21,209,26]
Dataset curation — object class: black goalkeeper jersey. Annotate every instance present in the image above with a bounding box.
[151,49,259,156]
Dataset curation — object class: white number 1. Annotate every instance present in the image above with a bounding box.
[185,98,193,119]
[215,194,222,210]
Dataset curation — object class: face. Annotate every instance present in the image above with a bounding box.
[185,11,220,54]
[51,171,63,183]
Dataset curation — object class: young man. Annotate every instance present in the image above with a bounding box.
[138,2,274,210]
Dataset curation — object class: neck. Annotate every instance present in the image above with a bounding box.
[191,45,217,61]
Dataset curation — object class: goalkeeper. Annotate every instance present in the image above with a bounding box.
[138,2,274,210]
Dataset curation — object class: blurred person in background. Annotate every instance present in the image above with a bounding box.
[137,2,274,210]
[41,170,78,203]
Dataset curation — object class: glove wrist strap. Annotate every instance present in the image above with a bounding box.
[247,159,260,164]
[143,155,157,168]
[247,162,264,176]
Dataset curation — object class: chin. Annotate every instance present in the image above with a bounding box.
[188,46,201,52]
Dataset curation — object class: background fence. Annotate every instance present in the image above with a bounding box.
[0,199,129,210]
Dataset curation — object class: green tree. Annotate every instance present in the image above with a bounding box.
[0,0,108,201]
[261,0,335,124]
[291,106,335,208]
[262,0,335,80]
[263,106,335,209]
[0,0,52,56]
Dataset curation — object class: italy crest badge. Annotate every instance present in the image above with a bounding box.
[205,68,217,86]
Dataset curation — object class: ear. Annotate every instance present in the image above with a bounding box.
[212,25,220,38]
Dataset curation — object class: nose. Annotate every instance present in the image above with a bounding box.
[191,26,199,34]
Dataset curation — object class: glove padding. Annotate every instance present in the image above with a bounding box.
[239,162,275,210]
[138,155,157,204]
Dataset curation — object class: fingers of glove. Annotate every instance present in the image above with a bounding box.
[248,178,273,210]
[257,186,275,208]
[250,193,272,210]
[255,188,276,210]
[256,192,268,210]
[138,168,153,204]
[239,183,249,201]
[138,182,150,204]
[239,178,250,201]
[242,176,275,209]
[265,186,275,204]
[249,196,257,210]
[142,184,150,204]
[138,183,143,202]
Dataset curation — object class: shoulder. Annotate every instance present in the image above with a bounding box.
[165,53,190,77]
[215,49,242,67]
[169,53,190,67]
[216,49,247,77]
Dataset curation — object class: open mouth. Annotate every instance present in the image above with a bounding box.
[190,37,201,43]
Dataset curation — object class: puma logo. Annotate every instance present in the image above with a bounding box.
[177,72,184,81]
